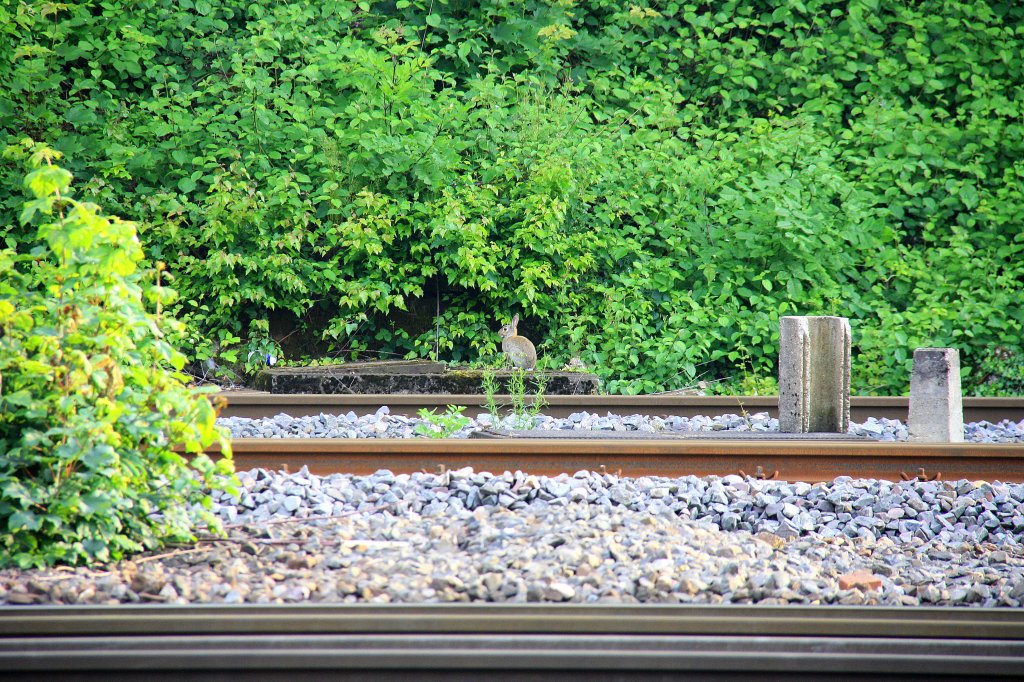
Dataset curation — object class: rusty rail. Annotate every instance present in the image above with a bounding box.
[216,391,1024,423]
[213,438,1024,482]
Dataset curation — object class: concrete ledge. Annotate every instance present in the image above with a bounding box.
[254,361,599,395]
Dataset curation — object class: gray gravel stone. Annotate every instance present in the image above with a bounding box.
[5,465,1024,609]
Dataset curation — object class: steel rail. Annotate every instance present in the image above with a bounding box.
[213,438,1024,481]
[5,604,1024,638]
[3,605,1024,679]
[217,391,1024,423]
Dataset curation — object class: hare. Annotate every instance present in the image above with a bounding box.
[498,314,537,370]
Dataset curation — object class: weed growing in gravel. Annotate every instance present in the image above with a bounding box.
[482,370,502,425]
[483,368,548,430]
[414,406,472,438]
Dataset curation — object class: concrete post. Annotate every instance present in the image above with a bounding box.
[908,348,964,443]
[779,317,810,433]
[778,316,851,433]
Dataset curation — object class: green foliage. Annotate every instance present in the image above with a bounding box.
[708,354,780,397]
[0,144,234,568]
[972,348,1024,398]
[414,405,472,438]
[2,0,1022,394]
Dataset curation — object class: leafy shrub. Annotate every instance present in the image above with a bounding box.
[972,348,1024,398]
[0,143,234,568]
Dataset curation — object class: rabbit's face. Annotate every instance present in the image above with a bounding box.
[498,323,514,339]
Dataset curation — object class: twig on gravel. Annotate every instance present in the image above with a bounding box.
[135,547,212,565]
[138,592,169,602]
[30,547,215,579]
[33,568,112,582]
[197,537,298,546]
[194,536,410,549]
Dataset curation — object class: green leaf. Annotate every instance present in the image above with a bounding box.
[82,538,110,562]
[19,198,52,225]
[9,510,42,532]
[82,445,118,470]
[2,390,37,408]
[959,185,979,210]
[65,105,98,126]
[80,492,113,515]
[24,166,72,199]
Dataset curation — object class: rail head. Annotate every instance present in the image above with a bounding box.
[4,604,1024,678]
[5,603,1024,638]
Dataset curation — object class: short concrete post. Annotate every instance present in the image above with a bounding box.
[908,348,964,443]
[778,316,851,433]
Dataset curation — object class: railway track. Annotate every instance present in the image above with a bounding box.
[217,391,1024,423]
[218,437,1024,482]
[3,604,1023,679]
[212,392,1024,481]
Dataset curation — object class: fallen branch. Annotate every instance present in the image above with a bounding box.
[135,547,211,565]
[194,537,410,549]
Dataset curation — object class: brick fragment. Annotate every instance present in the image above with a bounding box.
[839,569,882,591]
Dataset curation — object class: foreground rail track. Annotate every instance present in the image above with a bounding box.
[217,437,1024,482]
[3,604,1024,679]
[218,391,1024,423]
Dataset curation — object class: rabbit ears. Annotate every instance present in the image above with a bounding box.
[511,313,519,326]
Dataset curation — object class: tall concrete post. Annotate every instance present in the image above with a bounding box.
[908,348,964,443]
[778,317,811,433]
[778,316,851,433]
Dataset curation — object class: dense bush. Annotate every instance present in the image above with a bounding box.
[0,144,234,568]
[1,0,1021,394]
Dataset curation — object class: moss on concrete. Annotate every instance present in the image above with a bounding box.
[253,363,599,395]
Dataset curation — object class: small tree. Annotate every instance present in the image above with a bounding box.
[0,141,234,568]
